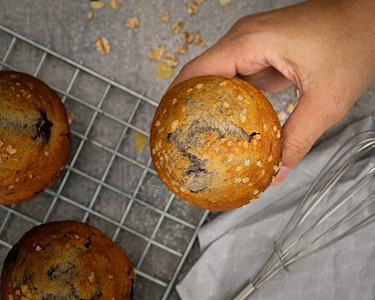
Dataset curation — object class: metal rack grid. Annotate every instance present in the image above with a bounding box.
[0,24,210,299]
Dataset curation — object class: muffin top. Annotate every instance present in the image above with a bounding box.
[0,71,71,205]
[150,76,282,211]
[1,220,135,299]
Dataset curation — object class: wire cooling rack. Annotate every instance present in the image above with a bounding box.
[0,23,209,299]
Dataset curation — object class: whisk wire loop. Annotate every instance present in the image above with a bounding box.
[231,131,375,300]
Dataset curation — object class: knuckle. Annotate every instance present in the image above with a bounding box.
[230,17,251,37]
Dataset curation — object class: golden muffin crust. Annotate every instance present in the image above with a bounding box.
[0,71,71,205]
[1,221,135,299]
[150,75,282,211]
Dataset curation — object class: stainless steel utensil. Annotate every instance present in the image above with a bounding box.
[232,130,375,300]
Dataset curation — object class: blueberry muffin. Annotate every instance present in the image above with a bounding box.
[150,76,282,211]
[0,71,71,205]
[1,221,135,299]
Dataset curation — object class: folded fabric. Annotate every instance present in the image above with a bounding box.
[176,116,375,300]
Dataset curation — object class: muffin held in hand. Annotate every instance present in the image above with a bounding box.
[1,220,135,300]
[150,76,282,211]
[0,71,71,205]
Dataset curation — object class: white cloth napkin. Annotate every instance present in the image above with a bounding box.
[176,116,375,300]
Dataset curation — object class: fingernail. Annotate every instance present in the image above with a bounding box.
[271,166,291,186]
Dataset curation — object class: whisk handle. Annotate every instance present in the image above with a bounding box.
[231,280,256,300]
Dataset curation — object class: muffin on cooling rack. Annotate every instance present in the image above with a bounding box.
[1,220,135,299]
[0,70,71,205]
[150,75,282,211]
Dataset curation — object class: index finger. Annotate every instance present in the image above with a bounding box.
[166,44,237,93]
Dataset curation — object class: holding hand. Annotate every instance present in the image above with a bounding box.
[167,0,375,185]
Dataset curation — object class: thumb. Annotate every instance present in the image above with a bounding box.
[272,90,345,185]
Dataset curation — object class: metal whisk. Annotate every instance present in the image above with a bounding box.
[232,130,375,300]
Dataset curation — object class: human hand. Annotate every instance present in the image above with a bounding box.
[166,0,375,185]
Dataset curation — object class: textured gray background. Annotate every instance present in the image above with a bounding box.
[1,0,373,131]
[0,0,375,299]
